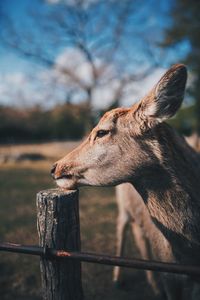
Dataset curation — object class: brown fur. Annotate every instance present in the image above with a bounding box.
[52,64,200,299]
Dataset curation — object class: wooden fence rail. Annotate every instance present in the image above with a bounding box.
[0,188,200,300]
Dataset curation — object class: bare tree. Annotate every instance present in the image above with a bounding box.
[0,0,161,126]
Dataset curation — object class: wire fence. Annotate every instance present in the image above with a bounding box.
[1,242,200,277]
[1,188,200,300]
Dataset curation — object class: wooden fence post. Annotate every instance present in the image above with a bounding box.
[36,188,83,300]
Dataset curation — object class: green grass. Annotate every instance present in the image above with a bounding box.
[0,164,158,300]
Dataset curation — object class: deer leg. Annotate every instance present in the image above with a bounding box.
[131,222,162,296]
[113,212,129,284]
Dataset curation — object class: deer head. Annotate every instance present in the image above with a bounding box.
[51,64,187,190]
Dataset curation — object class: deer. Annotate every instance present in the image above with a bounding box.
[113,183,164,296]
[113,134,200,294]
[113,183,196,299]
[114,180,199,299]
[51,64,200,299]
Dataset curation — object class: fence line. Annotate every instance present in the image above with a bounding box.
[1,188,200,300]
[1,242,200,277]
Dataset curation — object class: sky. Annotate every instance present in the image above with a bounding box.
[0,0,190,109]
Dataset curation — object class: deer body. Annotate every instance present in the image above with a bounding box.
[131,123,200,264]
[114,183,169,294]
[52,64,200,299]
[114,183,191,298]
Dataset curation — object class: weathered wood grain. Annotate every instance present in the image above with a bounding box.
[36,188,83,300]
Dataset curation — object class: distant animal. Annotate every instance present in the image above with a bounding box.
[113,183,165,296]
[52,64,200,299]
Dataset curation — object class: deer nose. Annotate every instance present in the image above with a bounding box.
[50,163,57,179]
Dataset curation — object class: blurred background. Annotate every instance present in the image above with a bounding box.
[0,0,200,299]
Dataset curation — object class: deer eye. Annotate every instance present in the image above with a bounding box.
[96,130,110,138]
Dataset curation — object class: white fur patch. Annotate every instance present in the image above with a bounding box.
[56,178,69,188]
[146,102,157,117]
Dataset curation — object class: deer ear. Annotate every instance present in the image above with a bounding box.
[134,64,187,125]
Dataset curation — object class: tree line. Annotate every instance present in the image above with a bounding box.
[0,0,199,142]
[0,101,196,144]
[0,102,92,143]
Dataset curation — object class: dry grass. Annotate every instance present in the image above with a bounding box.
[0,142,160,300]
[0,141,80,160]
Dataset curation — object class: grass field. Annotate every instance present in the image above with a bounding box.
[0,142,159,300]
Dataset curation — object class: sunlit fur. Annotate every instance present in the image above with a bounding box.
[53,64,200,299]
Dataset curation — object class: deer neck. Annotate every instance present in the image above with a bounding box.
[131,124,200,261]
